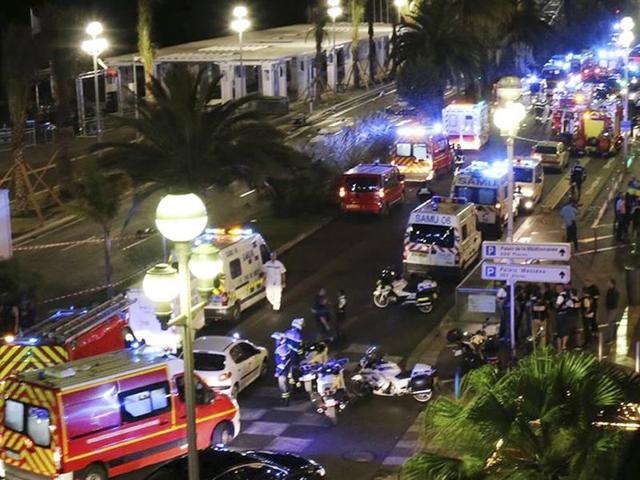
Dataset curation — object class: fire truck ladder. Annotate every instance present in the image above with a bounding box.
[21,295,129,343]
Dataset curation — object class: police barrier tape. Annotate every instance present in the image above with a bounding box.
[40,262,156,304]
[13,233,154,252]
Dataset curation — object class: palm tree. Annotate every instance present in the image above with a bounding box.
[39,4,82,195]
[68,164,132,298]
[366,0,376,84]
[349,0,366,88]
[401,349,640,480]
[137,0,155,101]
[393,0,481,117]
[308,3,328,102]
[92,65,303,192]
[2,25,38,214]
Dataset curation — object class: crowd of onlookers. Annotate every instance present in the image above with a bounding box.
[497,277,620,352]
[613,177,640,242]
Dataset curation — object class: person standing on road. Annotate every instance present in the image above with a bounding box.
[581,287,596,346]
[312,287,332,340]
[605,278,620,344]
[616,193,628,241]
[570,160,586,201]
[561,200,579,251]
[262,252,286,311]
[554,287,572,352]
[584,278,600,331]
[335,289,347,340]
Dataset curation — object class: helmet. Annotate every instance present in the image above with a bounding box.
[446,328,463,343]
[291,318,305,330]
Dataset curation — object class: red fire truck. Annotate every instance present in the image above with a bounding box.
[573,99,622,156]
[0,347,239,480]
[389,124,454,182]
[0,295,135,382]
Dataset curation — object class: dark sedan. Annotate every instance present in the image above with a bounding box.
[145,448,326,480]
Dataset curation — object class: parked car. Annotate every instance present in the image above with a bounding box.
[145,448,326,480]
[193,335,269,397]
[531,141,569,171]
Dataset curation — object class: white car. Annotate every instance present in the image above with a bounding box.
[193,336,269,397]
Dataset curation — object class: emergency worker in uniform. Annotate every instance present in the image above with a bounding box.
[570,160,586,201]
[274,335,294,405]
[284,318,305,362]
[262,252,287,311]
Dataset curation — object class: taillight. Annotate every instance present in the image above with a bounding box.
[219,371,232,381]
[378,189,385,199]
[339,187,346,198]
[221,293,229,306]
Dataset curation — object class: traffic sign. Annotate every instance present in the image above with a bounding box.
[482,241,571,261]
[622,120,632,133]
[481,262,571,283]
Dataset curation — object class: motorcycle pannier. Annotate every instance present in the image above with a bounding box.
[410,374,434,391]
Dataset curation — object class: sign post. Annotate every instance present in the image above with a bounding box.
[0,190,12,260]
[481,241,571,357]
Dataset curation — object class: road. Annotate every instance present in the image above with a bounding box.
[13,95,619,478]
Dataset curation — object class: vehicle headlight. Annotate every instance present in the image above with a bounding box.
[520,188,534,198]
[525,200,534,209]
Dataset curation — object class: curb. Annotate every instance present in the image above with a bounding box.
[405,310,452,367]
[276,215,338,255]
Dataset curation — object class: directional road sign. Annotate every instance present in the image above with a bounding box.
[482,241,571,261]
[481,262,571,284]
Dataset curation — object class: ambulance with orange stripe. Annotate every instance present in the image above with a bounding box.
[0,347,239,480]
[403,197,481,276]
[451,161,518,236]
[0,296,135,383]
[389,124,453,182]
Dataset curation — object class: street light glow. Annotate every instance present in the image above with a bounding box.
[620,16,635,32]
[493,102,526,134]
[81,37,108,56]
[328,0,341,6]
[155,193,208,243]
[393,0,408,7]
[619,29,635,49]
[143,264,179,303]
[232,5,248,18]
[328,6,343,21]
[231,18,251,34]
[86,21,103,37]
[189,244,223,281]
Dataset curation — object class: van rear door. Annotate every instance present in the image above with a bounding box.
[341,175,381,208]
[1,381,59,478]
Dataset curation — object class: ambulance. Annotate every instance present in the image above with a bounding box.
[0,347,239,480]
[0,296,135,382]
[442,101,490,150]
[513,157,544,211]
[196,227,271,322]
[451,162,516,236]
[403,197,481,276]
[389,124,454,182]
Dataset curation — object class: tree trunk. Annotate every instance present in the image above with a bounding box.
[103,227,114,298]
[137,0,155,102]
[367,2,376,85]
[350,0,363,88]
[10,114,29,212]
[314,49,323,103]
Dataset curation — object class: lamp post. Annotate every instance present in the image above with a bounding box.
[393,0,407,23]
[230,6,251,99]
[327,0,343,57]
[143,193,220,480]
[81,22,108,142]
[494,77,526,357]
[619,17,635,170]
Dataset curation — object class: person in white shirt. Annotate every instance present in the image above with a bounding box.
[262,252,286,311]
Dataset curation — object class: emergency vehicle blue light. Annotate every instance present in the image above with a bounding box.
[27,337,39,345]
[432,122,442,134]
[397,125,427,137]
[232,332,241,339]
[431,202,438,211]
[630,64,639,73]
[598,49,608,60]
[131,341,141,349]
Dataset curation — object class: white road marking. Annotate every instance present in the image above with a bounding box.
[60,236,97,252]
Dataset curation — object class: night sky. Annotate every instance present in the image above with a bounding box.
[1,0,310,54]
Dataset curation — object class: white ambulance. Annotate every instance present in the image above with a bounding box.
[196,227,271,322]
[451,161,517,236]
[403,197,482,277]
[513,157,544,211]
[442,101,490,150]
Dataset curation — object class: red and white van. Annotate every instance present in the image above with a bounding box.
[338,163,405,215]
[0,347,239,480]
[442,101,489,150]
[389,124,453,181]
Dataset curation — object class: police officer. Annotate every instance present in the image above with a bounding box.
[530,293,548,348]
[570,160,586,201]
[274,336,294,405]
[284,318,305,360]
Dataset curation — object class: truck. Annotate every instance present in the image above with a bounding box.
[403,197,481,277]
[0,347,239,480]
[389,124,453,182]
[0,295,135,382]
[442,101,490,150]
[575,98,623,156]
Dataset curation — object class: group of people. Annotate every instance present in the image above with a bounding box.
[613,177,640,242]
[262,251,347,341]
[497,277,620,352]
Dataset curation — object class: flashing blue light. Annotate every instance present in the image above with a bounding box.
[598,49,609,60]
[613,22,621,31]
[431,202,438,211]
[232,332,241,340]
[630,64,639,73]
[131,341,141,349]
[432,122,442,134]
[566,53,574,61]
[397,125,427,136]
[528,74,539,84]
[27,337,39,345]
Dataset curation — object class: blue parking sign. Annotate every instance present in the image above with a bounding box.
[485,265,497,278]
[486,245,496,257]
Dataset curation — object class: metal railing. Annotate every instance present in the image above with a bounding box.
[0,127,37,152]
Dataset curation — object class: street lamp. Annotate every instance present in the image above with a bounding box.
[327,0,343,59]
[143,193,219,480]
[393,0,407,23]
[81,21,108,142]
[230,5,251,98]
[618,17,635,170]
[493,77,525,358]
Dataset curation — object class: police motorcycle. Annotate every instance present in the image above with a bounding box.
[350,347,435,403]
[372,267,438,314]
[272,319,328,404]
[300,358,349,425]
[434,328,486,382]
[463,321,501,366]
[454,145,465,173]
